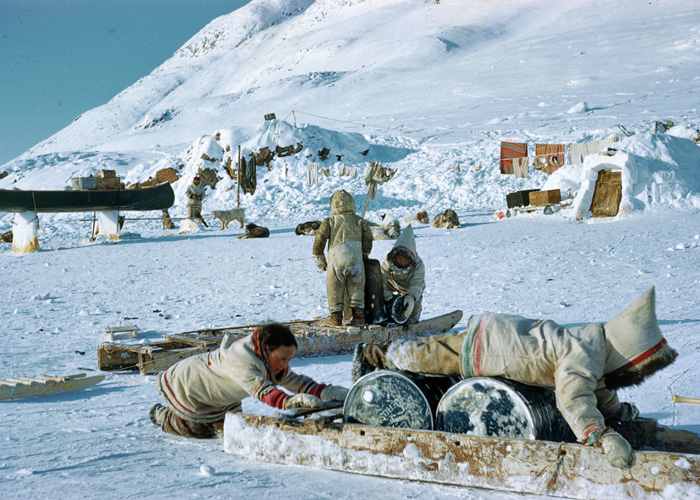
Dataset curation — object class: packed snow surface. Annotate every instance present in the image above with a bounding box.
[1,0,700,499]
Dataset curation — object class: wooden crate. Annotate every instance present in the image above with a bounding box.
[529,189,561,206]
[96,177,121,190]
[506,189,538,208]
[590,170,622,217]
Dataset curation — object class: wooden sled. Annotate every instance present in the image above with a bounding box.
[223,408,700,500]
[97,310,464,375]
[0,373,105,400]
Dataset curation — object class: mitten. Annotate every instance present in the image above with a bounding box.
[315,254,327,271]
[617,402,640,422]
[403,295,415,318]
[283,393,323,410]
[596,428,632,468]
[320,385,349,402]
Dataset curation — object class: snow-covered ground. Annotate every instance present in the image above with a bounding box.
[1,0,700,499]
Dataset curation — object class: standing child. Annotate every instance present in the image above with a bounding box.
[313,190,373,326]
[185,175,206,220]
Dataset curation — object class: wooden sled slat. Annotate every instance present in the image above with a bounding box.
[0,373,105,400]
[98,311,464,375]
[223,413,700,500]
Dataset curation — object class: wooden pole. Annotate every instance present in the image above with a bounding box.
[237,145,241,209]
[361,191,371,219]
[671,394,700,404]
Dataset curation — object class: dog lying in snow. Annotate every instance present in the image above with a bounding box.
[237,223,270,239]
[431,209,461,229]
[295,220,322,236]
[403,210,429,225]
[369,213,401,240]
[212,208,245,230]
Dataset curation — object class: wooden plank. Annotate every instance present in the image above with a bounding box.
[137,346,207,375]
[0,374,105,400]
[590,170,622,217]
[135,311,463,374]
[224,414,700,500]
[97,340,190,371]
[165,333,226,347]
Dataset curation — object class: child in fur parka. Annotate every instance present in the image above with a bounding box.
[352,287,677,468]
[150,323,348,438]
[381,225,425,323]
[313,190,373,326]
[185,175,206,219]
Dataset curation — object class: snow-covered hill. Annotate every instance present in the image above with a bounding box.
[2,0,699,227]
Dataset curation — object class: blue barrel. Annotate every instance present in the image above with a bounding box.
[343,370,458,430]
[435,377,576,442]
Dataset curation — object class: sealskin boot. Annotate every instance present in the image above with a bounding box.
[351,343,372,383]
[150,403,166,426]
[350,307,366,326]
[326,310,343,326]
[351,342,390,382]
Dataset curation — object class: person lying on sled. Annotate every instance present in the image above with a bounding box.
[352,287,677,468]
[150,323,349,438]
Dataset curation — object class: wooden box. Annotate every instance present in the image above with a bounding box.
[529,189,561,206]
[97,169,117,178]
[71,177,97,190]
[506,189,538,208]
[96,177,121,190]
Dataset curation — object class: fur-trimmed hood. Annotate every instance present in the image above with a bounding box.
[603,287,678,389]
[330,190,356,215]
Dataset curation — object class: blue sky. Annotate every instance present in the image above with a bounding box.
[0,0,249,167]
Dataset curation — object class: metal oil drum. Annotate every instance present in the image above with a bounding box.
[435,377,576,442]
[343,370,458,430]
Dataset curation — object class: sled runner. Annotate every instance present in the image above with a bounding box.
[97,310,463,374]
[223,407,700,500]
[0,373,105,400]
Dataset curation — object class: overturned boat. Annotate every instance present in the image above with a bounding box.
[0,182,174,213]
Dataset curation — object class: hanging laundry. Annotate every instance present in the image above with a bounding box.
[567,136,620,164]
[338,166,358,177]
[513,157,529,179]
[499,141,527,174]
[307,162,318,186]
[364,162,398,201]
[534,144,565,174]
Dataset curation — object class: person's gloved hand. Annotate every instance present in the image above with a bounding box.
[283,393,323,410]
[320,385,349,402]
[315,254,327,271]
[616,402,640,422]
[403,295,415,318]
[595,428,632,468]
